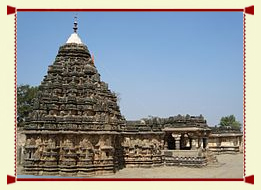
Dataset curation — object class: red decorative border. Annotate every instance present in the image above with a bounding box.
[245,175,254,184]
[245,6,254,15]
[17,178,244,182]
[7,5,254,185]
[243,12,246,178]
[7,5,16,15]
[14,12,17,178]
[18,8,245,12]
[6,5,255,14]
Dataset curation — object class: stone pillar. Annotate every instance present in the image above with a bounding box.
[195,138,200,148]
[175,137,181,150]
[172,134,181,150]
[186,140,190,147]
[198,138,202,148]
[164,141,168,150]
[191,138,197,150]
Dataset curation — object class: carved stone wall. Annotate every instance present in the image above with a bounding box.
[208,134,243,154]
[23,42,125,176]
[121,133,164,168]
[23,133,122,176]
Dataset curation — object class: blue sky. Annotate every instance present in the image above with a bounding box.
[17,12,243,126]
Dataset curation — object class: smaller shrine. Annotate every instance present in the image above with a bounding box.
[208,127,243,154]
[123,115,216,167]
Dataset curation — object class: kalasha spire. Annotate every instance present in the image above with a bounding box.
[66,16,82,44]
[73,16,78,33]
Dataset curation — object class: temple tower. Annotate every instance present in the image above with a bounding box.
[23,18,125,176]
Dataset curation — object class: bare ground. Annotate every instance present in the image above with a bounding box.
[94,154,243,178]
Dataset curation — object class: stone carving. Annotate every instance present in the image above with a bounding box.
[121,136,163,168]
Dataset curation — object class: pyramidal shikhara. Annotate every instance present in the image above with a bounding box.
[23,17,127,176]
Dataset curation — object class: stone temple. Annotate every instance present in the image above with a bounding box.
[21,18,242,176]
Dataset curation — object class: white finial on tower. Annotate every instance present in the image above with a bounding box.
[66,15,82,44]
[73,16,78,33]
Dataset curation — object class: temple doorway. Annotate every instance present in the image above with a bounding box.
[203,137,207,149]
[166,133,175,150]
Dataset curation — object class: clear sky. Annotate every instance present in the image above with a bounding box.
[17,12,243,126]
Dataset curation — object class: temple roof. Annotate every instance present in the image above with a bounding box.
[162,127,211,132]
[209,133,243,137]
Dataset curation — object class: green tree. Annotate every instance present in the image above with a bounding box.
[219,115,241,129]
[17,84,38,127]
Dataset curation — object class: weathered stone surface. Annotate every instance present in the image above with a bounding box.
[208,127,243,154]
[23,34,125,175]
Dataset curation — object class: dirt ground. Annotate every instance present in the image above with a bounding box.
[18,154,243,178]
[95,154,243,178]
